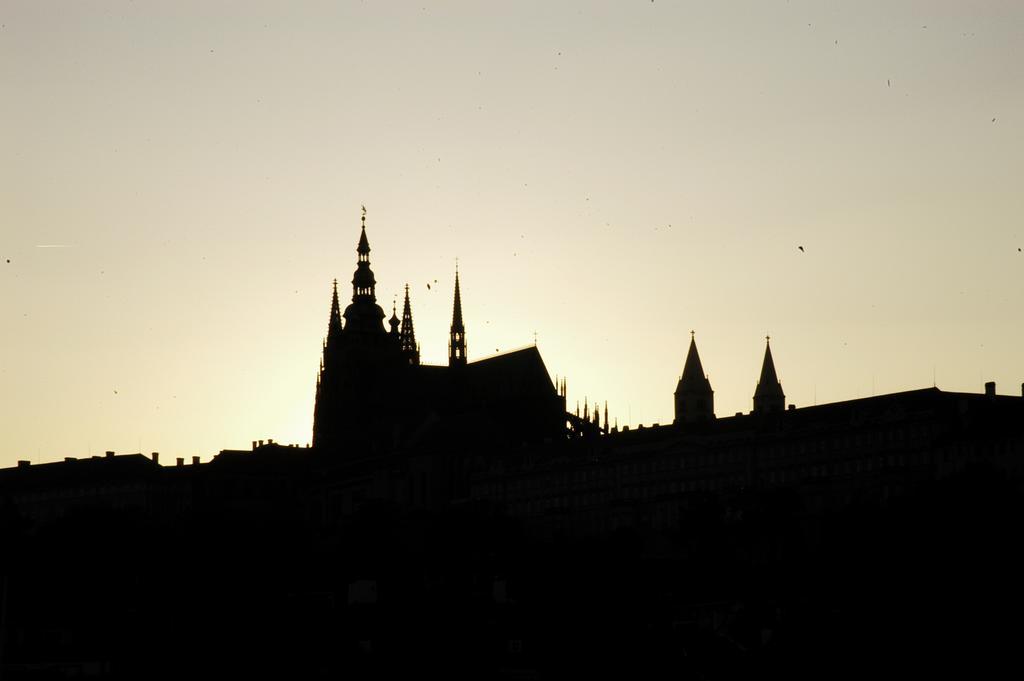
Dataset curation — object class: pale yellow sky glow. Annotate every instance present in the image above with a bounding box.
[2,1,1023,466]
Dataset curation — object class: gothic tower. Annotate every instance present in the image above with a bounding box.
[449,267,467,367]
[312,210,402,451]
[400,284,420,365]
[753,336,785,414]
[674,332,715,424]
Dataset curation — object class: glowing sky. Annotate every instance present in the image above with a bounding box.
[2,1,1022,466]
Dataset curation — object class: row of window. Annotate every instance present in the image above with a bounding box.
[12,484,145,503]
[480,445,975,510]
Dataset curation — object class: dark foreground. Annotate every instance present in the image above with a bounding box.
[1,463,1021,679]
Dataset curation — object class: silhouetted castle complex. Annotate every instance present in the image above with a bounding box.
[312,213,564,458]
[2,215,1023,678]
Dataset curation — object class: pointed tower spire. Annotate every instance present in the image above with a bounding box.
[674,331,715,424]
[329,278,342,335]
[604,402,609,434]
[401,284,420,365]
[753,335,785,414]
[449,263,467,366]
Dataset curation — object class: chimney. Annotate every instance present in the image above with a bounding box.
[258,440,264,447]
[176,457,184,467]
[268,438,274,445]
[985,381,996,397]
[17,460,30,468]
[105,451,115,458]
[788,404,796,410]
[151,452,159,464]
[192,456,200,465]
[252,440,257,450]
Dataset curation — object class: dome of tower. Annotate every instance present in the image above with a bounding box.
[352,265,375,290]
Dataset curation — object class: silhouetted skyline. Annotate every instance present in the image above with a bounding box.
[3,2,1023,466]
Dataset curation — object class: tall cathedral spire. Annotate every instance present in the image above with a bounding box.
[753,336,785,414]
[674,331,715,424]
[401,284,419,365]
[449,265,467,366]
[352,207,376,302]
[343,207,386,335]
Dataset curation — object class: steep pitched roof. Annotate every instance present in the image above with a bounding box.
[677,335,712,394]
[754,339,784,399]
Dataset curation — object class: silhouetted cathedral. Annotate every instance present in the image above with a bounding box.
[312,213,565,455]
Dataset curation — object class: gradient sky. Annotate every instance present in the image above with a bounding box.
[2,1,1022,466]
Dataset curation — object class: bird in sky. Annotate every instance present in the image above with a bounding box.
[798,246,805,252]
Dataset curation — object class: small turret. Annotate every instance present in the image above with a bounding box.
[388,299,400,336]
